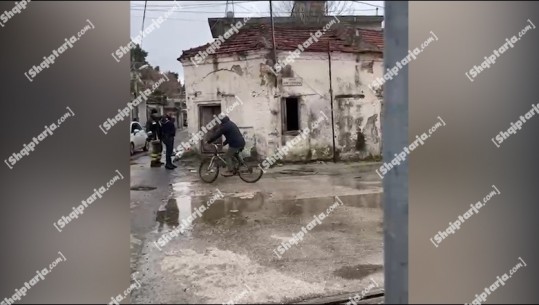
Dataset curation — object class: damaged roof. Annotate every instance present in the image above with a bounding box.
[178,24,383,62]
[207,15,384,38]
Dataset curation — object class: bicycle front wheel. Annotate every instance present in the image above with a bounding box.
[199,158,219,183]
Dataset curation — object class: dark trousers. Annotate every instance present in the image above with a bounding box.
[225,146,243,171]
[163,137,174,166]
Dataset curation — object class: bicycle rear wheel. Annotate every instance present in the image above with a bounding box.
[199,158,219,183]
[238,161,264,183]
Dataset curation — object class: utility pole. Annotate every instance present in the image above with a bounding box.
[384,1,408,303]
[269,0,277,88]
[131,54,138,121]
[327,41,336,163]
[131,60,149,125]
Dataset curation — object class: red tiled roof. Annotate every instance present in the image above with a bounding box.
[178,24,383,62]
[349,28,384,49]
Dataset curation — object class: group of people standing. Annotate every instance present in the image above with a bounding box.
[145,109,177,170]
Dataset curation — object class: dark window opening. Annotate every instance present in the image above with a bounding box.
[199,104,222,153]
[283,97,300,132]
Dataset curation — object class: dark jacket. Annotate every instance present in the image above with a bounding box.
[161,116,176,140]
[208,116,245,148]
[146,113,162,141]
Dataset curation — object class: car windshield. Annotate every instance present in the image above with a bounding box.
[132,123,142,133]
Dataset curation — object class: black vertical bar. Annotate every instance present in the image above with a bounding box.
[327,41,337,163]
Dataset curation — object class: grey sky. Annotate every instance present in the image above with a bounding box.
[130,1,384,83]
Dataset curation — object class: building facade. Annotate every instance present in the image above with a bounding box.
[179,24,383,162]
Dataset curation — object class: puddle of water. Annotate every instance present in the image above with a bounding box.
[156,198,180,232]
[338,193,383,209]
[171,182,193,230]
[173,182,192,195]
[330,174,382,189]
[162,181,382,232]
[177,195,192,227]
[192,192,265,226]
[163,193,381,227]
[333,264,383,280]
[272,193,382,217]
[131,186,157,191]
[278,169,318,176]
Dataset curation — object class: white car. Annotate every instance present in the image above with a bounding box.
[130,121,149,155]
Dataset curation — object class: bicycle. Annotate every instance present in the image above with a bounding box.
[199,144,264,183]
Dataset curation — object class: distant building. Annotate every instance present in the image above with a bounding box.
[178,17,384,162]
[166,96,187,129]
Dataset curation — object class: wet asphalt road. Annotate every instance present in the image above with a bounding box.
[130,151,384,304]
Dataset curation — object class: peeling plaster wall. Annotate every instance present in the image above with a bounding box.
[181,50,383,161]
[275,52,334,162]
[329,52,384,160]
[181,51,274,156]
[273,51,384,161]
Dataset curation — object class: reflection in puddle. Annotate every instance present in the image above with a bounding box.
[177,195,192,228]
[160,182,382,232]
[156,198,179,232]
[172,182,193,229]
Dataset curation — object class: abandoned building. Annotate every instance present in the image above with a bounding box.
[178,11,384,162]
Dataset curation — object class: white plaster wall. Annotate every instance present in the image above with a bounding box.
[327,52,384,159]
[181,49,383,160]
[274,51,384,160]
[181,51,275,156]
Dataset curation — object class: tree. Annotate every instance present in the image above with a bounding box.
[139,69,182,100]
[139,68,154,81]
[131,44,148,66]
[159,71,182,98]
[148,88,167,104]
[130,45,149,97]
[130,45,182,100]
[274,1,355,18]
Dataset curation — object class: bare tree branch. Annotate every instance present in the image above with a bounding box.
[273,0,357,18]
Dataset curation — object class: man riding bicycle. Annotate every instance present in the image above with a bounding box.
[206,116,245,177]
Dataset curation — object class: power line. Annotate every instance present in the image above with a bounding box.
[131,1,230,5]
[131,0,384,10]
[130,1,253,9]
[131,8,251,13]
[234,3,266,16]
[130,1,384,20]
[130,8,381,14]
[134,1,379,7]
[131,15,209,22]
[126,1,264,8]
[352,1,384,9]
[141,0,148,48]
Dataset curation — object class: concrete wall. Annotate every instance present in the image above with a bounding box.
[181,50,383,162]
